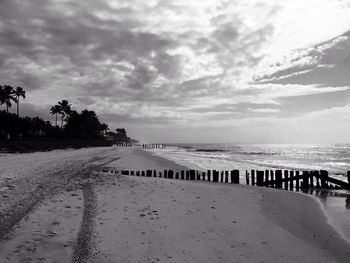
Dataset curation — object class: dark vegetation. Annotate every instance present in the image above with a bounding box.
[0,85,135,152]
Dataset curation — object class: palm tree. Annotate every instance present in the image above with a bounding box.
[14,87,25,116]
[57,100,72,127]
[0,85,16,113]
[50,105,61,127]
[0,85,5,107]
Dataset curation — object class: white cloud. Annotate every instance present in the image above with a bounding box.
[254,0,350,78]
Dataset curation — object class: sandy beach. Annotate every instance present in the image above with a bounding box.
[0,146,350,262]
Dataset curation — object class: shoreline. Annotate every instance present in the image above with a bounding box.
[146,147,350,229]
[144,148,350,251]
[310,194,350,244]
[259,187,350,262]
[107,148,350,262]
[1,146,350,262]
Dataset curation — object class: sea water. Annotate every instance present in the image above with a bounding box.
[149,143,350,180]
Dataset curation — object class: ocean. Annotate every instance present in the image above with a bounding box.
[149,143,350,181]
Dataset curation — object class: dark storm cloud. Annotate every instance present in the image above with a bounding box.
[0,0,176,92]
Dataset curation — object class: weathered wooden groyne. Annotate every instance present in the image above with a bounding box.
[142,144,167,149]
[115,143,132,147]
[245,170,350,190]
[101,169,350,191]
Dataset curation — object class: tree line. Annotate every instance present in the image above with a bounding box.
[0,85,132,143]
[0,85,26,115]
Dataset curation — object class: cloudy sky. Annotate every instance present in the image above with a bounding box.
[1,0,350,143]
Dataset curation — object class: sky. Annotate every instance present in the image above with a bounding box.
[1,0,350,143]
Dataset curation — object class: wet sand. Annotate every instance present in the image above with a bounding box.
[0,147,350,262]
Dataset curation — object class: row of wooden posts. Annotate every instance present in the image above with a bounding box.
[102,169,350,191]
[142,144,167,149]
[115,143,133,147]
[246,170,350,190]
[106,169,240,183]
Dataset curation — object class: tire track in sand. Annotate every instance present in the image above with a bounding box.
[72,181,97,263]
[0,155,121,241]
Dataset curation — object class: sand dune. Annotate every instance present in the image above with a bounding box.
[0,147,349,262]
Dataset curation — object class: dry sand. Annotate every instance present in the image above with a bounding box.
[0,147,350,262]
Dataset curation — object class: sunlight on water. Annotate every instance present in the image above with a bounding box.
[149,144,350,181]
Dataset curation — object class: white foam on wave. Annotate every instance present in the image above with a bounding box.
[147,143,350,180]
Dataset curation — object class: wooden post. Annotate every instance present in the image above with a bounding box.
[146,170,152,177]
[232,170,239,184]
[320,170,328,189]
[295,171,300,191]
[270,170,275,187]
[256,171,264,186]
[197,171,201,180]
[283,170,289,190]
[275,170,282,188]
[190,170,196,180]
[302,171,309,189]
[265,170,269,184]
[168,170,174,179]
[251,170,256,186]
[207,170,211,181]
[309,171,314,189]
[289,171,294,191]
[213,170,219,182]
[181,170,185,180]
[202,172,205,181]
[164,170,168,179]
[225,171,229,183]
[246,170,250,185]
